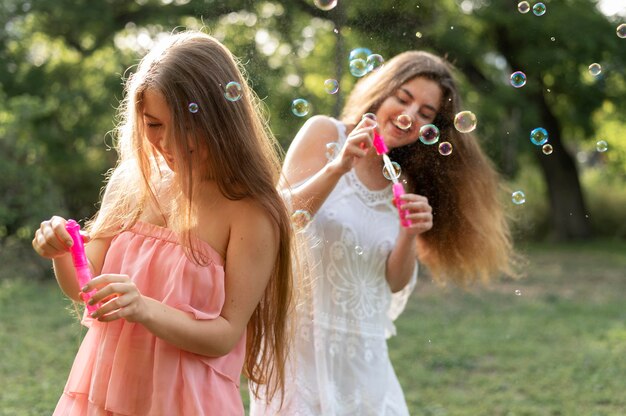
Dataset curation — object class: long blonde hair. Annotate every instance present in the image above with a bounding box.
[343,51,518,285]
[87,30,292,400]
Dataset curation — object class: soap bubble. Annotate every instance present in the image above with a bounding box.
[512,191,526,205]
[291,98,310,117]
[530,127,548,146]
[396,114,412,130]
[588,63,602,77]
[291,209,312,231]
[438,141,453,156]
[314,0,337,11]
[532,2,546,16]
[362,112,377,121]
[325,142,340,160]
[618,24,626,39]
[349,47,372,62]
[596,140,608,152]
[366,54,384,72]
[510,71,527,88]
[542,144,553,155]
[454,111,477,133]
[419,124,440,145]
[324,79,339,94]
[188,102,199,113]
[382,161,402,181]
[349,59,368,77]
[517,1,530,13]
[224,81,242,102]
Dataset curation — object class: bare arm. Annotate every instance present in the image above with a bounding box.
[385,194,433,292]
[86,201,279,357]
[280,115,375,216]
[32,166,124,300]
[32,216,112,301]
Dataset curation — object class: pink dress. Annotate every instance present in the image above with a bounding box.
[54,221,246,416]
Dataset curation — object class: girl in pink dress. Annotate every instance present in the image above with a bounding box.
[32,31,293,415]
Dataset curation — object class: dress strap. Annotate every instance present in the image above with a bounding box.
[328,117,348,148]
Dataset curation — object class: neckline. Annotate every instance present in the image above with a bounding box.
[131,220,225,266]
[345,170,393,207]
[353,160,392,193]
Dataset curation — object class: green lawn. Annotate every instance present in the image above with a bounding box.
[2,241,625,415]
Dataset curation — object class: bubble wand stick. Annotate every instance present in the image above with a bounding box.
[65,219,99,313]
[372,131,412,227]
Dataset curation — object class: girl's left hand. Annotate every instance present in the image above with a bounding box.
[397,193,433,236]
[85,274,150,323]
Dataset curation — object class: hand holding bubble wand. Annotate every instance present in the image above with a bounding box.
[372,130,412,228]
[65,219,99,313]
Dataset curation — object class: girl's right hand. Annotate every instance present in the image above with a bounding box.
[329,116,376,175]
[32,216,79,259]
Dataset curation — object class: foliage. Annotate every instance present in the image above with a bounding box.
[1,0,625,255]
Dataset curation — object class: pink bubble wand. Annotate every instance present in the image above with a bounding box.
[372,131,412,227]
[65,219,98,313]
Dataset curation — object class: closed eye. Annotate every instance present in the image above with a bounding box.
[146,122,162,128]
[395,96,408,105]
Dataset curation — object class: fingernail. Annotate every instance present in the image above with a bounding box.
[87,298,95,305]
[81,285,89,293]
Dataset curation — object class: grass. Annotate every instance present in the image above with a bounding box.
[2,241,626,415]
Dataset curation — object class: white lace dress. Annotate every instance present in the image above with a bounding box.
[251,119,417,416]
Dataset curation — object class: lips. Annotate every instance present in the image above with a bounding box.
[388,119,412,138]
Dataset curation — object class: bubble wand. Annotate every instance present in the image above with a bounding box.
[65,219,99,313]
[372,130,412,227]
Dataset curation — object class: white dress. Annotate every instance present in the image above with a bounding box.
[251,119,417,416]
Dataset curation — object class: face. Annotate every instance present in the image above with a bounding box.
[375,76,442,149]
[142,88,176,170]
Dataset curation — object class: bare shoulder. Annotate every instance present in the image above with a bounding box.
[195,192,277,259]
[223,198,279,266]
[293,115,340,148]
[282,115,342,187]
[227,198,277,239]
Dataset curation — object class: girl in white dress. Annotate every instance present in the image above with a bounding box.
[251,51,517,415]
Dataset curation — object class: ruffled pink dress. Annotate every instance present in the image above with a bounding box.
[53,221,246,416]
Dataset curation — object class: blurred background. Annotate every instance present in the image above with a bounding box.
[1,0,625,414]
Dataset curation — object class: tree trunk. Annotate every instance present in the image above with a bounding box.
[534,92,592,240]
[332,3,345,118]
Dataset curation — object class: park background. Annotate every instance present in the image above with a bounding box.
[1,0,625,414]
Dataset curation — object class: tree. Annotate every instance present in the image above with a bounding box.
[1,0,624,251]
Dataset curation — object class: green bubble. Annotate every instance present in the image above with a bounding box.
[530,127,548,146]
[349,58,368,77]
[512,191,526,205]
[291,98,310,117]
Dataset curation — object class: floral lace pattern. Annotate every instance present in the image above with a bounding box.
[344,169,393,207]
[250,118,414,416]
[326,226,388,320]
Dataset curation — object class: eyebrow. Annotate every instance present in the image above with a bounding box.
[399,88,438,113]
